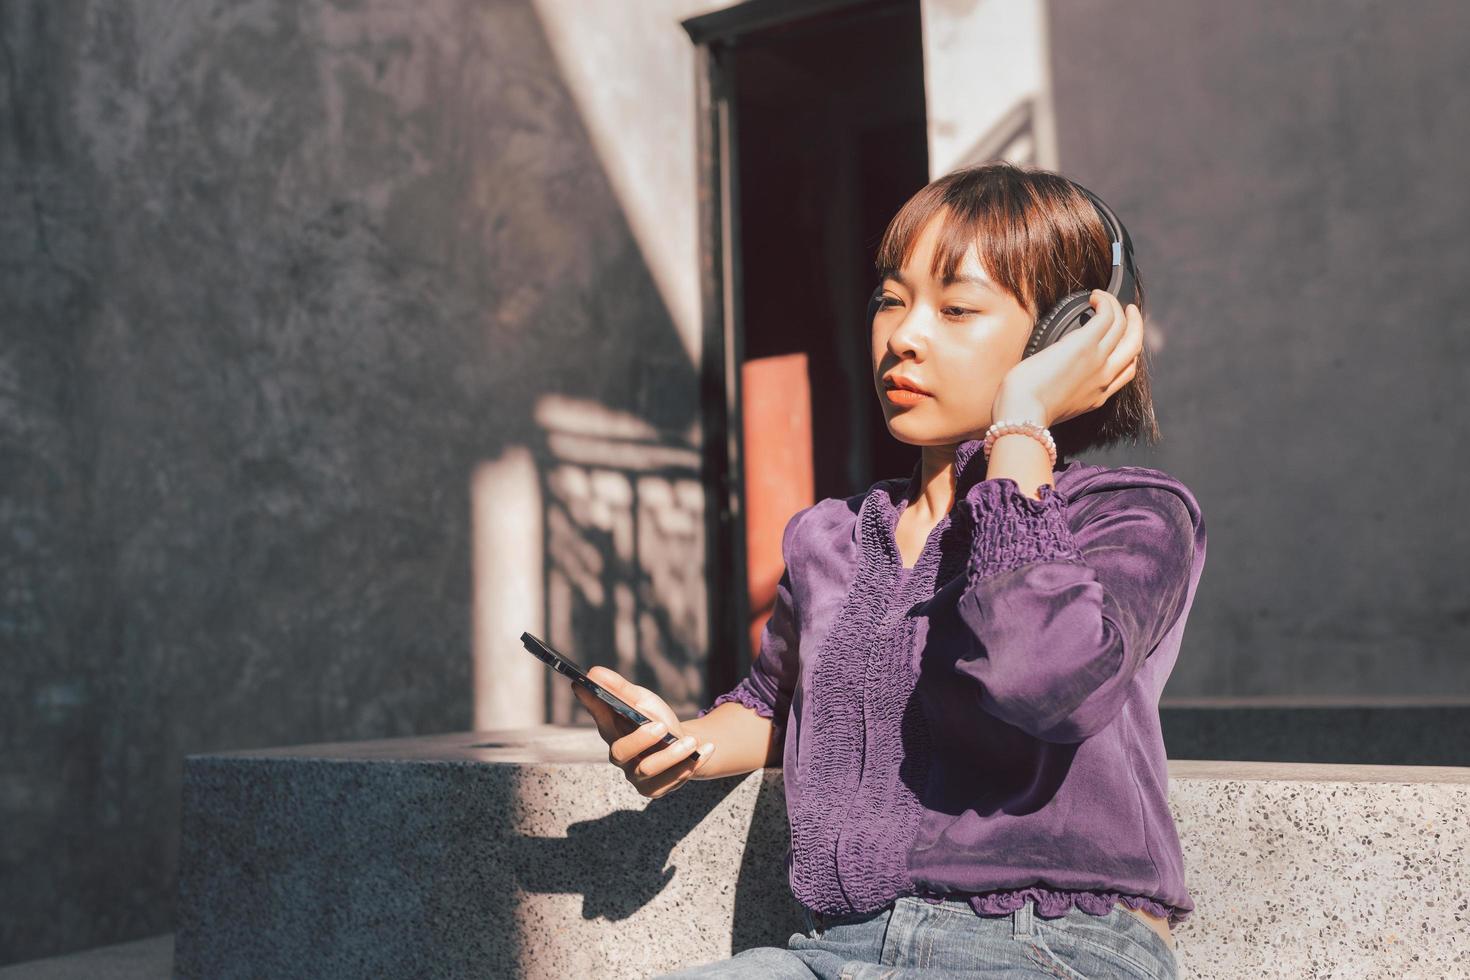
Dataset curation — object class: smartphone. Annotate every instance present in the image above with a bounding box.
[519,631,702,760]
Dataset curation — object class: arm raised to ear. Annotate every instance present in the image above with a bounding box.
[952,477,1197,743]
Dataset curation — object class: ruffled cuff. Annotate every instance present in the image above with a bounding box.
[696,678,776,722]
[961,477,1084,581]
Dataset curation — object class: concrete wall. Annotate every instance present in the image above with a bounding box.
[923,0,1470,699]
[0,0,725,963]
[1042,0,1470,699]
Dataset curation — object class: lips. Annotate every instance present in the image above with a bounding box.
[883,376,931,395]
[883,381,932,407]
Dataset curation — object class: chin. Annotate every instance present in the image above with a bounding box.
[881,416,930,445]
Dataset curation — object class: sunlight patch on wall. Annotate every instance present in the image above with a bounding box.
[921,0,1058,174]
[526,0,736,367]
[472,447,545,731]
[472,396,708,730]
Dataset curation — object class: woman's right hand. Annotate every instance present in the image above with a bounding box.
[572,665,716,799]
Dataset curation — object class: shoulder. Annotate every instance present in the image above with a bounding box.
[779,476,898,563]
[1053,459,1205,550]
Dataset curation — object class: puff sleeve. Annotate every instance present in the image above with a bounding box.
[695,508,805,742]
[952,477,1196,743]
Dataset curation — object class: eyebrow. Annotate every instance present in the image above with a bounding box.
[886,269,998,293]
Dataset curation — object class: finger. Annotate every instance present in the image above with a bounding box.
[570,680,620,742]
[587,665,634,700]
[1106,359,1137,400]
[1102,355,1139,401]
[1095,291,1128,353]
[630,732,700,781]
[609,718,672,767]
[644,741,717,799]
[1103,303,1144,378]
[1083,289,1116,338]
[587,666,661,718]
[585,666,657,738]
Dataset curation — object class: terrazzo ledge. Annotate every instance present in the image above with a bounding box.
[173,725,1470,979]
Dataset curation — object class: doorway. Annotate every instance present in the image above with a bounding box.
[684,0,929,693]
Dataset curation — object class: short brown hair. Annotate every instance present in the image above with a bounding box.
[874,161,1161,459]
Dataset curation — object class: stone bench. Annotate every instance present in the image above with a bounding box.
[173,726,1470,979]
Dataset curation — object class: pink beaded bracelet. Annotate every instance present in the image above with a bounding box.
[981,418,1057,467]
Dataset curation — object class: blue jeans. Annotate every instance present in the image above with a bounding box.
[655,896,1179,979]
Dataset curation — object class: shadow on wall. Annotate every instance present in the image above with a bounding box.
[0,0,711,965]
[471,397,709,733]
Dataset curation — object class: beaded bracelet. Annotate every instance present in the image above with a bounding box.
[981,418,1057,467]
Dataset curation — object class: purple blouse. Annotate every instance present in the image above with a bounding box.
[697,436,1207,928]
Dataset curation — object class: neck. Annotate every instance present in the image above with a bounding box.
[903,437,990,521]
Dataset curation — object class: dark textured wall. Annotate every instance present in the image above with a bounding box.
[1046,0,1470,699]
[0,0,696,963]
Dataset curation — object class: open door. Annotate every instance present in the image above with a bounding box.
[683,0,928,692]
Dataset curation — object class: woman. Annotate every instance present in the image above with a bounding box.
[574,162,1204,979]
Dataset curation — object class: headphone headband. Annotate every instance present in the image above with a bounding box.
[1019,183,1139,357]
[1074,183,1137,307]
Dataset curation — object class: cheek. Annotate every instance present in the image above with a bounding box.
[870,328,890,361]
[935,334,1009,383]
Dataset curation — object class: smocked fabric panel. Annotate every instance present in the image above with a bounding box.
[698,437,1203,930]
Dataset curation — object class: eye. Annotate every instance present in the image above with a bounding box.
[873,297,977,319]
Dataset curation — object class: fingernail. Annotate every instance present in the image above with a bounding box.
[648,721,666,735]
[678,736,695,750]
[699,742,714,756]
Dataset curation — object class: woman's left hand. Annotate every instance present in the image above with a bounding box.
[991,289,1143,426]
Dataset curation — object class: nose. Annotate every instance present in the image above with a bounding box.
[885,301,928,359]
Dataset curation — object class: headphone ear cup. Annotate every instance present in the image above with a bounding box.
[1024,290,1095,357]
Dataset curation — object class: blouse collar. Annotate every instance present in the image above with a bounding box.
[887,434,1087,514]
[898,436,1009,506]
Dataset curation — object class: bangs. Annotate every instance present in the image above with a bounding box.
[873,166,1106,319]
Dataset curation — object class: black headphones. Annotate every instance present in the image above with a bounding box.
[866,182,1137,359]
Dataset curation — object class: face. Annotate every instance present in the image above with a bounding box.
[871,212,1036,447]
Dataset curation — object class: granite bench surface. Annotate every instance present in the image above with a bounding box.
[175,726,1470,979]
